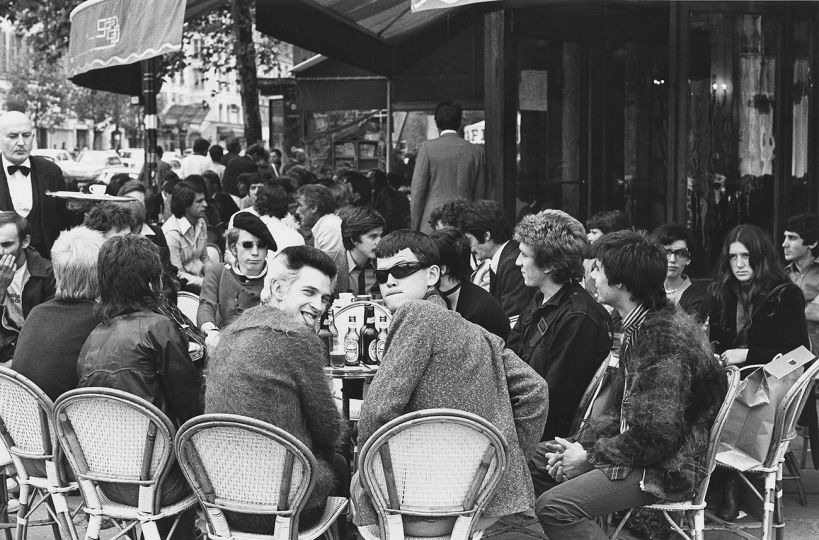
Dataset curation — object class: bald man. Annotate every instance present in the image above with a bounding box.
[0,112,67,258]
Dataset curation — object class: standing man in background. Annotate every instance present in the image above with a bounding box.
[411,100,485,234]
[0,111,67,258]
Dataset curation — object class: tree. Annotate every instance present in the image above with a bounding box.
[6,59,71,130]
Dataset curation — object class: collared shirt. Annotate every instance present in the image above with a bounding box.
[786,259,819,303]
[162,215,208,286]
[1,155,33,217]
[312,213,343,256]
[347,250,377,296]
[180,154,212,178]
[439,129,458,136]
[2,262,29,330]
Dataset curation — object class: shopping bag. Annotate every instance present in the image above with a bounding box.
[717,346,814,470]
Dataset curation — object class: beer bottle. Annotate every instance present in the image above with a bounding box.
[376,316,388,363]
[344,315,359,366]
[360,305,378,365]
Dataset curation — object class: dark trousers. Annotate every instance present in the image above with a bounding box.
[528,442,560,497]
[536,468,657,540]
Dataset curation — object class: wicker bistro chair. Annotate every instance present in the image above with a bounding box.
[176,292,200,325]
[704,359,819,540]
[174,414,348,540]
[52,388,198,540]
[0,367,79,540]
[606,366,741,540]
[356,409,509,540]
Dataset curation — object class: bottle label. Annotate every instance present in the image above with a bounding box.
[368,340,378,363]
[345,339,359,364]
[376,339,386,362]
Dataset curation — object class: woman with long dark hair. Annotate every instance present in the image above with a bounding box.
[709,224,808,368]
[707,224,809,521]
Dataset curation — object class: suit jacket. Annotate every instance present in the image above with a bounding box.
[332,250,379,298]
[454,281,511,340]
[411,133,485,233]
[0,156,67,258]
[491,241,535,318]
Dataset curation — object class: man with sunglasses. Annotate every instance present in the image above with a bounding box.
[352,230,549,536]
[647,224,708,324]
[198,212,277,348]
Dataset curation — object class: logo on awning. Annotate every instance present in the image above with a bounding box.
[95,16,120,47]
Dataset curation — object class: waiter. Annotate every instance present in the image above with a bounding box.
[0,111,67,258]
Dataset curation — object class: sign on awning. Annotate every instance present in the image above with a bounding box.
[411,0,499,12]
[67,0,185,94]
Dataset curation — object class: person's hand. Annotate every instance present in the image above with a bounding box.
[0,254,16,292]
[720,348,748,366]
[204,329,221,350]
[544,450,564,482]
[555,437,592,480]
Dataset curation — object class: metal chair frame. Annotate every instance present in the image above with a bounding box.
[703,359,819,540]
[174,413,347,540]
[175,291,200,325]
[53,388,197,540]
[0,367,79,540]
[607,366,741,540]
[357,409,509,540]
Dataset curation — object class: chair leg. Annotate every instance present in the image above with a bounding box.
[761,470,777,540]
[0,468,12,540]
[783,451,807,506]
[50,491,79,540]
[44,497,61,540]
[84,515,102,540]
[15,484,31,540]
[692,509,704,540]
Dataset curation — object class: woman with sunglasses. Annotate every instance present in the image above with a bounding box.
[197,212,277,349]
[648,224,709,324]
[707,223,809,521]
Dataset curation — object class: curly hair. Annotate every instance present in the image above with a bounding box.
[297,184,336,217]
[459,200,513,244]
[254,182,290,219]
[513,209,587,284]
[428,199,470,230]
[341,207,386,251]
[83,202,131,235]
[586,209,628,235]
[97,235,162,321]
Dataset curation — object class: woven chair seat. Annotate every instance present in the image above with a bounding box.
[214,497,348,540]
[88,487,198,520]
[357,524,486,540]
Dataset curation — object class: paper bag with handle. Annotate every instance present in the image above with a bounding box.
[717,345,814,471]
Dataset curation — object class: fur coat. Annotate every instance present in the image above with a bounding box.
[205,305,343,512]
[579,305,727,502]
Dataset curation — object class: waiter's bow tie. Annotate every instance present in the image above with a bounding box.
[7,165,30,176]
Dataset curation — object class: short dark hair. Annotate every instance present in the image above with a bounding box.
[430,228,471,283]
[648,224,694,250]
[297,184,336,217]
[208,145,223,163]
[434,100,462,131]
[247,143,269,162]
[344,172,372,206]
[374,229,439,266]
[170,182,197,218]
[83,202,132,234]
[193,138,210,155]
[342,207,386,251]
[277,245,337,281]
[459,200,513,244]
[106,173,131,197]
[586,210,628,235]
[117,180,146,197]
[428,199,470,230]
[225,138,241,154]
[161,175,179,195]
[97,235,162,321]
[182,175,207,195]
[594,230,667,310]
[254,181,290,219]
[237,171,261,188]
[0,211,28,242]
[786,213,819,250]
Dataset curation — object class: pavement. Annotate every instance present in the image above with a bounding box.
[11,436,819,540]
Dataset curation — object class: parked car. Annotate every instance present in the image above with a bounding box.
[118,148,145,170]
[61,150,122,191]
[30,149,74,174]
[96,167,140,186]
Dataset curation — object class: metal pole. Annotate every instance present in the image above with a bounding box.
[386,78,392,173]
[142,57,159,188]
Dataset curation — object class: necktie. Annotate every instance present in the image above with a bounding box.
[7,165,30,176]
[357,265,367,295]
[489,268,497,295]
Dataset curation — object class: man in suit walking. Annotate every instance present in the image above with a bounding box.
[411,100,485,234]
[460,200,534,324]
[0,111,67,258]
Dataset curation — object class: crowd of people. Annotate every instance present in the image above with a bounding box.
[0,99,817,540]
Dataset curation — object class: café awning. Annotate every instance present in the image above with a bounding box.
[67,0,225,95]
[161,103,210,127]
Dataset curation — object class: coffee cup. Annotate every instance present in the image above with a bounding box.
[89,184,106,196]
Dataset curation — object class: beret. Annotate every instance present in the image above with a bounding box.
[233,212,277,251]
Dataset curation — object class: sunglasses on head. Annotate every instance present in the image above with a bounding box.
[239,240,268,250]
[664,248,691,260]
[375,262,430,284]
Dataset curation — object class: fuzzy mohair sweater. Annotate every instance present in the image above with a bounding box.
[205,305,342,512]
[581,305,726,501]
[354,299,549,526]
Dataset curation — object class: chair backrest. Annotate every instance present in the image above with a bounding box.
[358,409,507,535]
[570,354,614,435]
[764,359,819,468]
[693,366,741,505]
[206,244,223,264]
[53,388,178,513]
[0,367,60,479]
[174,414,316,538]
[176,291,200,323]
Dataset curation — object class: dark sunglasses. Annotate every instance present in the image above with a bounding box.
[375,262,430,284]
[239,240,268,250]
[664,248,691,260]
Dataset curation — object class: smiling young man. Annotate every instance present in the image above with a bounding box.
[352,230,549,536]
